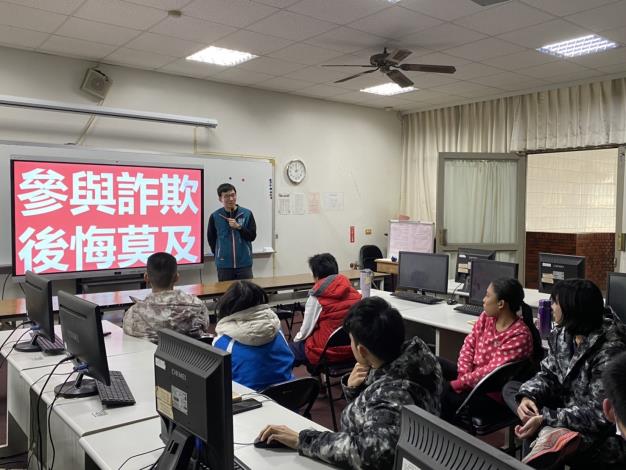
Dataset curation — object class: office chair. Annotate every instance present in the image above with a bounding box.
[260,377,320,419]
[359,245,383,271]
[273,302,303,340]
[308,326,356,431]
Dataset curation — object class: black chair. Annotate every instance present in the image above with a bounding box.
[273,302,303,340]
[260,377,320,419]
[359,245,383,271]
[454,359,529,454]
[308,327,356,431]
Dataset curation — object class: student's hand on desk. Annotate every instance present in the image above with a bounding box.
[227,218,241,230]
[515,415,543,440]
[257,425,299,449]
[517,397,539,423]
[347,363,370,388]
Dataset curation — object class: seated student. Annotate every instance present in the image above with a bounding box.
[439,278,540,422]
[123,252,209,343]
[213,281,294,391]
[257,297,443,470]
[507,279,626,469]
[290,253,361,367]
[602,351,626,468]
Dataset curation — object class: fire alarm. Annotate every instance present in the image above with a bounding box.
[80,68,112,100]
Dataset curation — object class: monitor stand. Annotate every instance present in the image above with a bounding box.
[54,372,98,398]
[157,426,195,470]
[459,275,471,293]
[14,332,41,353]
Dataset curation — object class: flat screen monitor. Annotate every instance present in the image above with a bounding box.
[455,247,496,291]
[538,253,585,294]
[11,158,204,279]
[394,405,532,470]
[607,272,626,323]
[469,259,519,305]
[15,270,55,352]
[55,291,110,397]
[155,329,235,470]
[398,251,449,295]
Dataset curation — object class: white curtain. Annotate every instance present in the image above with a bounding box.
[401,77,626,221]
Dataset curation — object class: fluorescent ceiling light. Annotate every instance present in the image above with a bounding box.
[360,83,416,96]
[537,34,618,58]
[187,46,257,66]
[386,0,401,3]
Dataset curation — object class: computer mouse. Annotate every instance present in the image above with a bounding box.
[446,298,457,305]
[253,437,288,449]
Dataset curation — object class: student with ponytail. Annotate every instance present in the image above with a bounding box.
[439,277,537,422]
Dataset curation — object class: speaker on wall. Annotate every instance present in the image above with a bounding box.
[80,68,112,100]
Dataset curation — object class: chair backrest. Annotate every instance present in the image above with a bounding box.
[260,377,320,417]
[317,326,354,366]
[359,245,383,271]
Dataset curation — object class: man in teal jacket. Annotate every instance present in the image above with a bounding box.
[207,183,257,281]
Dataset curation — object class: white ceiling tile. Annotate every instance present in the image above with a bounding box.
[39,35,117,60]
[74,0,167,30]
[430,81,503,98]
[603,25,626,45]
[252,0,299,7]
[400,23,486,51]
[568,46,626,68]
[105,46,176,68]
[454,2,555,36]
[470,71,549,90]
[450,62,506,80]
[213,30,292,55]
[0,2,66,32]
[597,62,626,74]
[412,52,471,68]
[212,67,276,84]
[348,7,442,40]
[543,68,606,83]
[566,2,626,32]
[288,0,388,24]
[305,27,388,54]
[3,0,84,15]
[296,84,350,97]
[400,0,488,21]
[149,15,237,43]
[56,18,141,46]
[183,0,277,28]
[126,32,203,57]
[482,49,558,70]
[522,60,595,78]
[333,71,392,90]
[238,56,304,75]
[444,38,525,61]
[520,0,618,17]
[257,75,315,91]
[247,11,336,41]
[497,19,590,49]
[285,64,351,82]
[158,58,225,77]
[123,0,194,10]
[331,91,370,103]
[0,23,47,49]
[407,88,464,103]
[268,42,344,65]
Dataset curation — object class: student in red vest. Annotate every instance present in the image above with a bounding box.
[289,253,362,367]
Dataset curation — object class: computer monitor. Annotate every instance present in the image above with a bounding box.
[398,252,449,295]
[55,291,110,398]
[607,272,626,323]
[394,405,532,470]
[455,248,496,292]
[155,329,235,470]
[15,270,57,353]
[538,253,586,294]
[469,259,519,306]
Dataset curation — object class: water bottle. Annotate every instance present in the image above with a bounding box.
[360,269,372,298]
[538,299,552,339]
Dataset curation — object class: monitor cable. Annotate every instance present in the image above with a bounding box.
[47,369,76,470]
[117,446,164,470]
[0,325,34,371]
[1,274,10,299]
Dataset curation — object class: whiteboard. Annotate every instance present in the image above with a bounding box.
[0,141,274,267]
[387,220,434,260]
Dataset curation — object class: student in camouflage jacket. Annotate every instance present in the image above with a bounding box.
[123,252,209,343]
[257,297,443,470]
[513,280,626,468]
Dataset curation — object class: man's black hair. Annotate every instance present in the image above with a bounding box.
[146,252,178,289]
[603,351,626,425]
[343,296,405,364]
[216,280,268,319]
[217,183,236,197]
[308,253,339,279]
[551,279,605,336]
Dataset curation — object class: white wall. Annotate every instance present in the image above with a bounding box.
[0,46,401,298]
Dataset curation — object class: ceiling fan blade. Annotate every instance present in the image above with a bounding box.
[399,63,457,74]
[386,70,414,88]
[321,64,377,67]
[387,48,413,64]
[334,68,379,83]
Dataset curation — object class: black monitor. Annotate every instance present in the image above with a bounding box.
[469,259,519,305]
[155,329,235,470]
[15,270,57,353]
[538,253,585,294]
[455,248,496,292]
[398,251,449,295]
[394,405,532,470]
[607,272,626,323]
[55,291,110,398]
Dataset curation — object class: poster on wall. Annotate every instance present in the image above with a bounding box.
[11,158,204,277]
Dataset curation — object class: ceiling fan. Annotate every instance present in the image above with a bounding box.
[322,48,456,87]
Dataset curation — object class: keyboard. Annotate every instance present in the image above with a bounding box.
[454,304,484,316]
[96,370,136,407]
[392,291,443,305]
[196,457,250,470]
[35,334,65,354]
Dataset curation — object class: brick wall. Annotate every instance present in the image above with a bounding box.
[525,232,614,291]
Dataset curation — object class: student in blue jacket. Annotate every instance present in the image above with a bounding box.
[213,280,294,391]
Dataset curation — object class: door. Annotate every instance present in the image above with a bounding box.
[436,152,527,284]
